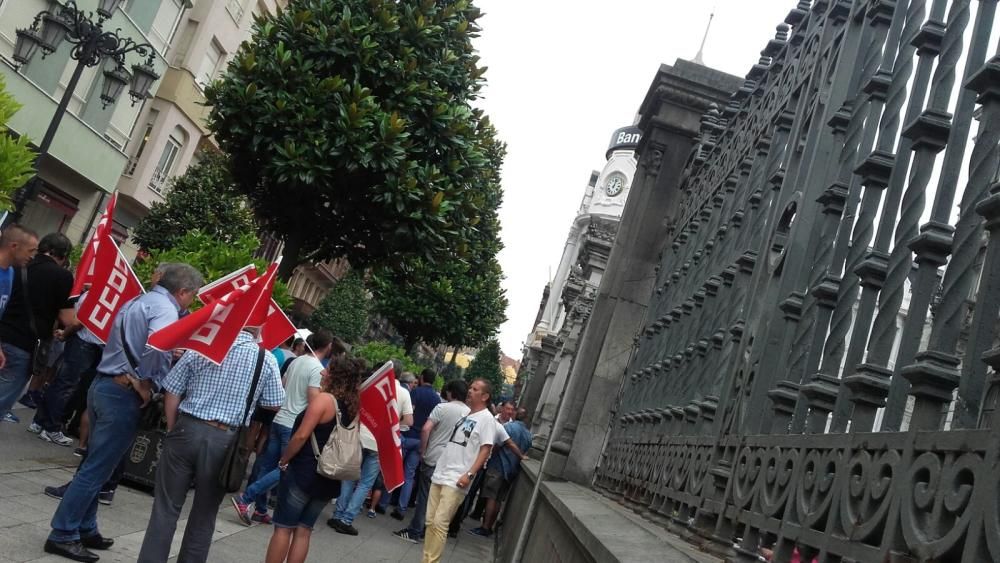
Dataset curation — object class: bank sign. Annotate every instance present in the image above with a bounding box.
[607,126,642,156]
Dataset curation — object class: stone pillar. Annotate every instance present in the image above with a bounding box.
[520,334,559,424]
[548,60,742,486]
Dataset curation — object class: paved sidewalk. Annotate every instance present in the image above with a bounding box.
[0,405,491,563]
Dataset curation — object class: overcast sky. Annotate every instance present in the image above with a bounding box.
[472,0,796,357]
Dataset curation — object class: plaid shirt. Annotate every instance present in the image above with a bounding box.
[163,331,284,427]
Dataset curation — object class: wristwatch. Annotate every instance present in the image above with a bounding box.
[466,472,474,479]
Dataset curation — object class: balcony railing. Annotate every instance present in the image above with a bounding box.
[148,168,170,194]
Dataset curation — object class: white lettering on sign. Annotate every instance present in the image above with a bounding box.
[88,253,131,330]
[226,274,253,292]
[616,132,641,145]
[189,294,238,345]
[375,376,402,447]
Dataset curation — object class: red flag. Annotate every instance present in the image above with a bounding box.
[148,263,278,364]
[258,304,298,350]
[360,361,404,492]
[198,264,258,305]
[71,193,117,297]
[199,264,297,349]
[77,233,143,343]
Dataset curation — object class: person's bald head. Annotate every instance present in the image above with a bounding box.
[0,224,39,267]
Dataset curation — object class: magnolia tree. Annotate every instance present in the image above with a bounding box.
[205,0,501,279]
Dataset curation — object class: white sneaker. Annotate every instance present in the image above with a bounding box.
[39,430,73,447]
[26,422,42,434]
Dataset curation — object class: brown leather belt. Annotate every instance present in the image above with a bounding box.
[109,374,141,396]
[181,413,236,431]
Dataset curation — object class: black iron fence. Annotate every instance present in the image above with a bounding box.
[596,1,1000,561]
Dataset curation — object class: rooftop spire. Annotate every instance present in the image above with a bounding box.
[692,10,715,66]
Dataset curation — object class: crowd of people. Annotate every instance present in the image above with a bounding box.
[0,224,533,563]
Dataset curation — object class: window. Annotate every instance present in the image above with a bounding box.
[149,129,185,194]
[227,0,248,23]
[124,119,155,176]
[149,0,185,54]
[196,40,225,89]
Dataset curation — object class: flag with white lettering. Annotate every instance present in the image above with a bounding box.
[359,361,404,491]
[197,264,258,305]
[199,263,297,350]
[76,233,143,343]
[71,193,117,298]
[147,263,278,364]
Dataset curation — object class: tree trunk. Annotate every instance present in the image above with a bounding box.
[278,229,304,281]
[404,335,419,356]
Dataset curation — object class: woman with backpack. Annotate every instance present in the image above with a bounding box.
[265,356,366,563]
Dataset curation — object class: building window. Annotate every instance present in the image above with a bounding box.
[196,39,225,90]
[149,0,185,54]
[124,121,155,177]
[149,132,184,194]
[227,0,248,23]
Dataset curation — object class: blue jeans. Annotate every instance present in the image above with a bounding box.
[331,449,380,525]
[0,342,33,416]
[49,377,141,542]
[273,473,328,530]
[241,422,292,512]
[378,436,421,513]
[34,336,103,432]
[405,461,435,538]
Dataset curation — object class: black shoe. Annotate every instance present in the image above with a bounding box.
[98,490,114,506]
[45,483,70,500]
[390,509,404,521]
[327,518,359,536]
[448,529,459,538]
[81,535,114,550]
[43,539,99,562]
[374,505,386,515]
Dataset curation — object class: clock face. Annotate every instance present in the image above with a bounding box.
[605,174,625,197]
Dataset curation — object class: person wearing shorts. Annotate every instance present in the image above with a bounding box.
[266,357,364,563]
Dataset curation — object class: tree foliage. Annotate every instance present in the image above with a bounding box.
[352,340,424,374]
[131,152,256,252]
[370,127,507,351]
[134,230,290,310]
[0,74,35,212]
[308,270,369,343]
[464,340,503,401]
[205,0,499,279]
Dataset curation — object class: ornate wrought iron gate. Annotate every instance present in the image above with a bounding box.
[595,0,1000,561]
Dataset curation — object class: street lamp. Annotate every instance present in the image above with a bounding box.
[6,0,160,225]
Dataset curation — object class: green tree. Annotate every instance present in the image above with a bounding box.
[370,126,507,352]
[0,75,35,211]
[205,0,499,280]
[352,340,424,374]
[134,230,290,309]
[464,340,503,401]
[132,152,256,252]
[308,271,369,342]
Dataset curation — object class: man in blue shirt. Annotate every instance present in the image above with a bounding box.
[384,369,440,520]
[139,329,284,562]
[45,263,203,563]
[468,408,533,538]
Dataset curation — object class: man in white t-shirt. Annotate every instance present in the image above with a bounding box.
[231,331,337,524]
[421,379,497,563]
[329,366,413,535]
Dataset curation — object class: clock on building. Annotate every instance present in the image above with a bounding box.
[604,173,626,197]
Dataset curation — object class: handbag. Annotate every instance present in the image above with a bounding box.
[309,397,362,481]
[218,349,266,493]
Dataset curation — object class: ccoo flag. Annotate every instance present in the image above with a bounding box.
[148,263,278,364]
[76,233,144,343]
[198,263,297,350]
[359,361,405,492]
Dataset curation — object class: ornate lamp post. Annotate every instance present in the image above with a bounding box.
[6,0,160,224]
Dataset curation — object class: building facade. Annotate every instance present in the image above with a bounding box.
[0,0,176,243]
[517,125,641,450]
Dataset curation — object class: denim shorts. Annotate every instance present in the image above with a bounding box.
[272,473,328,529]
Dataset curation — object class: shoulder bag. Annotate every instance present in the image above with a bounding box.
[310,397,362,481]
[218,348,266,493]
